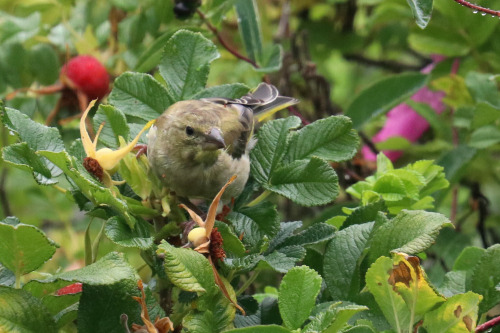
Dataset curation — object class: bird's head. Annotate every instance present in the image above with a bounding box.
[163,101,227,163]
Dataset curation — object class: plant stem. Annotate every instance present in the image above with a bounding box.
[236,271,260,296]
[197,10,259,68]
[452,0,500,17]
[246,190,271,207]
[476,315,500,332]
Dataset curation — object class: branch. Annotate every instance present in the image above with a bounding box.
[344,54,425,73]
[196,10,259,68]
[453,0,500,17]
[476,315,500,332]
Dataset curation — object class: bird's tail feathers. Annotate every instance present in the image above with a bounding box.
[253,96,299,122]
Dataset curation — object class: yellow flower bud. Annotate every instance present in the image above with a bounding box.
[188,227,208,247]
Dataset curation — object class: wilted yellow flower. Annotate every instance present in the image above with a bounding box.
[80,100,155,187]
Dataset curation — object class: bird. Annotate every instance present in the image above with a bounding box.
[147,83,299,203]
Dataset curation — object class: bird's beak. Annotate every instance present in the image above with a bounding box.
[203,128,226,150]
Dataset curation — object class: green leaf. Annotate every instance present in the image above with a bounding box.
[255,44,283,73]
[134,28,201,73]
[109,72,174,122]
[469,244,500,314]
[341,200,388,230]
[422,292,482,333]
[2,143,57,185]
[366,254,445,332]
[266,157,339,206]
[406,0,433,28]
[0,286,57,333]
[324,223,373,301]
[303,303,368,333]
[260,247,306,273]
[2,107,64,153]
[225,325,291,333]
[182,291,236,333]
[268,221,303,252]
[0,12,40,44]
[93,104,130,148]
[0,264,15,287]
[214,221,246,257]
[29,43,60,85]
[159,30,219,100]
[345,73,428,129]
[24,252,138,297]
[104,216,154,250]
[0,218,58,276]
[469,125,500,149]
[439,271,467,298]
[465,72,500,107]
[191,83,250,99]
[368,210,452,262]
[437,145,477,184]
[78,279,164,333]
[408,23,470,57]
[251,117,302,184]
[227,201,280,250]
[277,223,336,249]
[235,0,263,64]
[286,116,359,163]
[471,103,500,130]
[279,266,322,330]
[1,106,64,184]
[157,241,214,294]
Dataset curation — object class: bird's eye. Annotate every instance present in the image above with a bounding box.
[185,126,195,136]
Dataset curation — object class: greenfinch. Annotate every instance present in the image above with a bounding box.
[147,83,298,202]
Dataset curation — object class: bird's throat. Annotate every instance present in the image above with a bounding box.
[194,150,220,166]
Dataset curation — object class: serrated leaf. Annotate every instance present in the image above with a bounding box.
[324,223,373,301]
[279,266,322,330]
[24,252,138,297]
[109,72,173,122]
[469,244,500,314]
[366,254,445,331]
[0,218,58,277]
[422,292,482,332]
[39,150,136,228]
[191,83,250,99]
[0,286,57,333]
[345,73,428,129]
[104,215,154,250]
[261,248,305,273]
[267,157,339,206]
[78,279,164,333]
[29,43,60,85]
[226,201,280,250]
[225,325,291,333]
[0,264,15,287]
[368,210,452,262]
[341,200,388,230]
[406,0,433,28]
[214,221,246,257]
[2,143,58,185]
[469,125,500,149]
[93,104,130,148]
[159,30,219,100]
[157,241,214,294]
[437,145,477,184]
[277,223,336,249]
[303,303,368,333]
[286,116,359,163]
[268,221,303,253]
[251,117,302,184]
[235,0,263,64]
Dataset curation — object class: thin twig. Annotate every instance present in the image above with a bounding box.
[453,0,500,17]
[476,315,500,332]
[197,10,258,68]
[359,131,379,156]
[344,54,424,73]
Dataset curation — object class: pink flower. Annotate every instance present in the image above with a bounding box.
[362,57,447,162]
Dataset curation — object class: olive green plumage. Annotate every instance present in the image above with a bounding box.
[147,83,298,202]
